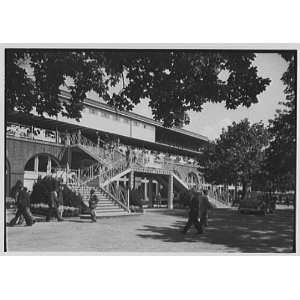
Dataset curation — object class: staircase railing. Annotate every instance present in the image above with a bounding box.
[69,132,125,165]
[76,155,129,186]
[105,182,129,210]
[99,186,130,212]
[98,158,129,186]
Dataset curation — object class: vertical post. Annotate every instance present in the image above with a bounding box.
[31,125,34,139]
[155,180,159,195]
[77,129,81,144]
[97,134,100,148]
[127,188,130,210]
[67,146,72,170]
[130,171,134,190]
[47,156,51,175]
[149,177,153,208]
[34,155,39,176]
[168,174,174,209]
[66,163,69,184]
[55,127,58,144]
[144,179,148,202]
[65,130,69,145]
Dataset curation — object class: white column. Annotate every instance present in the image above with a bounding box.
[168,174,174,209]
[34,155,39,175]
[144,179,148,201]
[47,156,51,174]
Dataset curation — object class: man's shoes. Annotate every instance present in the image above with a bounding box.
[58,219,64,222]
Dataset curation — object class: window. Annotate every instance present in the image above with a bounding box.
[101,111,110,118]
[123,118,129,124]
[38,155,48,172]
[113,115,120,121]
[89,108,97,115]
[24,158,35,171]
[133,121,139,127]
[143,124,147,129]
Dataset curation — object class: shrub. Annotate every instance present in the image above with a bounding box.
[30,176,59,205]
[62,186,82,208]
[30,176,87,211]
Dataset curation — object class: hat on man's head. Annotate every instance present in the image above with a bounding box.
[90,189,95,194]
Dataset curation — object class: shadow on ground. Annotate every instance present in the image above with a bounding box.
[137,209,295,253]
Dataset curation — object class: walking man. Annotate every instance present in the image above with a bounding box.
[46,188,64,222]
[89,189,98,222]
[182,190,202,234]
[198,190,214,230]
[9,186,34,226]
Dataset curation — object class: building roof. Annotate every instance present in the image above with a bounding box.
[59,90,209,142]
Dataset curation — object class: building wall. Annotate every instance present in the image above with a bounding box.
[6,136,65,190]
[55,107,156,142]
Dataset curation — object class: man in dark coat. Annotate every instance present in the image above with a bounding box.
[198,190,214,230]
[46,189,64,222]
[9,186,34,226]
[89,189,99,222]
[182,191,203,234]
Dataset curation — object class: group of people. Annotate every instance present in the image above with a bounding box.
[8,184,65,227]
[8,181,214,235]
[182,190,215,235]
[8,186,35,226]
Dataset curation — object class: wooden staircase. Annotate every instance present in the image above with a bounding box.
[71,185,130,219]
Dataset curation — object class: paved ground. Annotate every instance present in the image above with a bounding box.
[5,208,295,253]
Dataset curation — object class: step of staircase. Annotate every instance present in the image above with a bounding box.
[80,211,131,219]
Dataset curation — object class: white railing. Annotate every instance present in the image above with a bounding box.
[6,122,66,145]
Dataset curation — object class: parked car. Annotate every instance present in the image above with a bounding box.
[239,192,276,215]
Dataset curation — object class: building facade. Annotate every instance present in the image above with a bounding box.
[6,91,208,211]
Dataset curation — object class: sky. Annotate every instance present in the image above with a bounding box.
[131,53,289,140]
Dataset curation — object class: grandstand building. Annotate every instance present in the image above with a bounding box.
[6,90,209,216]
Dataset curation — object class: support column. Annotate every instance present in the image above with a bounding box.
[34,155,39,176]
[149,177,153,207]
[65,130,70,146]
[67,147,72,170]
[155,180,159,195]
[47,156,51,174]
[144,179,148,201]
[129,171,134,190]
[77,129,81,144]
[55,127,58,144]
[168,174,174,209]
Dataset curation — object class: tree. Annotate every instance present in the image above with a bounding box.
[264,53,296,191]
[202,119,269,196]
[6,50,270,126]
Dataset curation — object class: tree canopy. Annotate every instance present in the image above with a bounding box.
[6,50,270,126]
[264,53,296,190]
[202,119,269,194]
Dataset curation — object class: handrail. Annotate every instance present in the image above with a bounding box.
[100,185,130,212]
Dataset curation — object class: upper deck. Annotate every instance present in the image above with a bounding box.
[6,90,208,157]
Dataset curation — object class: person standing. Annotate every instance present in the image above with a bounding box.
[57,185,64,219]
[8,186,34,226]
[182,191,202,234]
[198,190,214,230]
[89,189,99,222]
[46,188,64,222]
